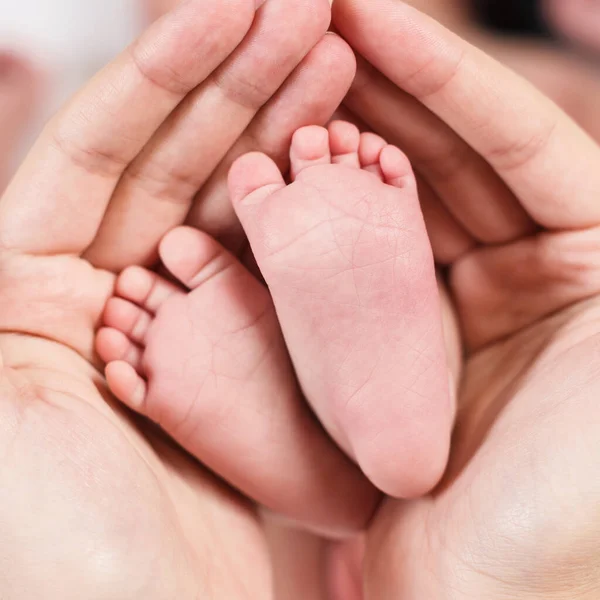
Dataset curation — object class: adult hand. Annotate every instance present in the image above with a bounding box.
[0,1,372,597]
[402,0,600,144]
[333,0,600,596]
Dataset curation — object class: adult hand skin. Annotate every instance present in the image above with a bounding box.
[403,0,600,144]
[141,3,600,598]
[333,0,600,597]
[0,1,376,597]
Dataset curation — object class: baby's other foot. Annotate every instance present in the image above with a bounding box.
[95,226,378,534]
[230,122,453,498]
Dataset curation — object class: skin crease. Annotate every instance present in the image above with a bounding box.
[0,1,372,597]
[334,0,600,597]
[140,1,600,599]
[3,1,600,600]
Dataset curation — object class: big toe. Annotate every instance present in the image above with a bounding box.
[228,152,286,205]
[160,226,251,291]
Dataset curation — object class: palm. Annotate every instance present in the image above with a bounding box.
[367,295,600,596]
[0,248,270,597]
[0,0,358,595]
[331,0,600,596]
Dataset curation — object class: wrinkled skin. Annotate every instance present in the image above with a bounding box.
[4,0,600,598]
[334,0,600,597]
[0,0,363,596]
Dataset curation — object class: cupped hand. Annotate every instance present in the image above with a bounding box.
[0,1,372,597]
[403,0,600,144]
[333,0,600,596]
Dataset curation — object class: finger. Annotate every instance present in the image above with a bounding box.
[452,225,600,349]
[85,0,331,271]
[143,0,178,22]
[186,33,357,252]
[334,0,600,230]
[345,57,534,244]
[0,0,257,255]
[264,520,331,600]
[0,54,39,191]
[417,175,476,265]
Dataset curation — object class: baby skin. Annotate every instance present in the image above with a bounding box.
[96,122,453,510]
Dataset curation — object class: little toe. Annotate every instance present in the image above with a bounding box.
[116,266,180,314]
[103,297,152,345]
[95,327,143,371]
[159,226,243,290]
[358,132,387,179]
[380,145,416,190]
[328,120,360,168]
[289,125,331,179]
[228,151,286,205]
[105,361,147,411]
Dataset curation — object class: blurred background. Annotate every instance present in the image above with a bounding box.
[1,1,600,599]
[1,0,600,188]
[0,0,140,178]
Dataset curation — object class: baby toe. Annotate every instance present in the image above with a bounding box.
[289,125,331,179]
[159,227,240,291]
[328,120,361,168]
[358,132,388,179]
[104,297,152,345]
[105,361,147,411]
[380,145,415,190]
[96,327,143,372]
[116,266,179,314]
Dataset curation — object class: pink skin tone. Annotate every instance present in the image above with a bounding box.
[0,1,377,595]
[96,121,452,504]
[231,122,453,498]
[0,54,39,190]
[5,0,600,596]
[543,0,600,53]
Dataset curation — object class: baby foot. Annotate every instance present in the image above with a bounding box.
[95,226,378,534]
[230,121,453,497]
